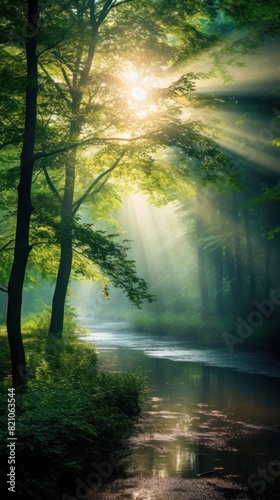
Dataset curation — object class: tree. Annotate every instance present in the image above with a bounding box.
[2,0,277,370]
[196,213,210,319]
[33,0,237,337]
[5,0,39,386]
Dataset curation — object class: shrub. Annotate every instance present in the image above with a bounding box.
[0,311,147,498]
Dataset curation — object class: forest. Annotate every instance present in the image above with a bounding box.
[0,1,280,499]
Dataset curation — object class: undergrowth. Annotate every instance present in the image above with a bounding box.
[128,309,280,351]
[0,309,147,499]
[128,310,232,344]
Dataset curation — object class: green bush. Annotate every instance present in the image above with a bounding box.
[12,363,146,459]
[0,311,147,498]
[0,326,9,374]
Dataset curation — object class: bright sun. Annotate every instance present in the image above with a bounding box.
[131,86,147,101]
[122,67,158,117]
[123,69,149,102]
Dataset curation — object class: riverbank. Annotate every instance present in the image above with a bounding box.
[2,316,280,499]
[81,321,280,500]
[128,310,280,353]
[0,313,147,499]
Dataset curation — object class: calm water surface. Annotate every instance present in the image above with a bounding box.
[80,320,280,497]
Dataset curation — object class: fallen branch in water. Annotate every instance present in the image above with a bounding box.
[196,467,224,477]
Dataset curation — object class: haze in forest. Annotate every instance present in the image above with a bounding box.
[0,2,279,498]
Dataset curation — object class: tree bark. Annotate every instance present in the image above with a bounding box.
[232,194,243,311]
[265,238,271,298]
[213,246,223,315]
[223,195,237,312]
[225,245,236,311]
[48,124,77,337]
[213,198,223,315]
[244,208,256,301]
[6,0,38,386]
[49,245,73,337]
[196,214,209,319]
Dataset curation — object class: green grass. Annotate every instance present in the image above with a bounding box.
[129,310,233,344]
[128,309,280,351]
[0,325,9,375]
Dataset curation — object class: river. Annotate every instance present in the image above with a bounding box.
[80,320,280,500]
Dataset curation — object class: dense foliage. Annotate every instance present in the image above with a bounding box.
[0,312,146,498]
[0,1,279,496]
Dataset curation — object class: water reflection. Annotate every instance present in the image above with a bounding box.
[81,320,280,378]
[82,321,280,495]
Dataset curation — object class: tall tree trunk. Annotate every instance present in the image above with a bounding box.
[225,245,236,311]
[49,245,73,337]
[223,195,237,312]
[48,131,77,338]
[244,208,256,301]
[6,0,38,386]
[232,194,243,311]
[265,238,271,298]
[213,198,223,315]
[196,214,209,319]
[213,246,223,315]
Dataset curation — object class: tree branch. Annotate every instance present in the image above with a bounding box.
[72,152,125,215]
[90,0,98,29]
[38,61,72,107]
[0,214,16,224]
[99,0,135,23]
[42,164,61,200]
[97,0,116,27]
[111,0,136,9]
[31,168,42,184]
[0,239,14,253]
[76,1,100,90]
[5,114,22,133]
[34,131,155,161]
[37,23,75,58]
[97,0,136,27]
[0,140,13,151]
[89,176,110,197]
[61,65,72,91]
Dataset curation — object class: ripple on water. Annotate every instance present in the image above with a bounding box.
[80,322,280,378]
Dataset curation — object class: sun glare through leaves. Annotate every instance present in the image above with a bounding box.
[122,67,159,119]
